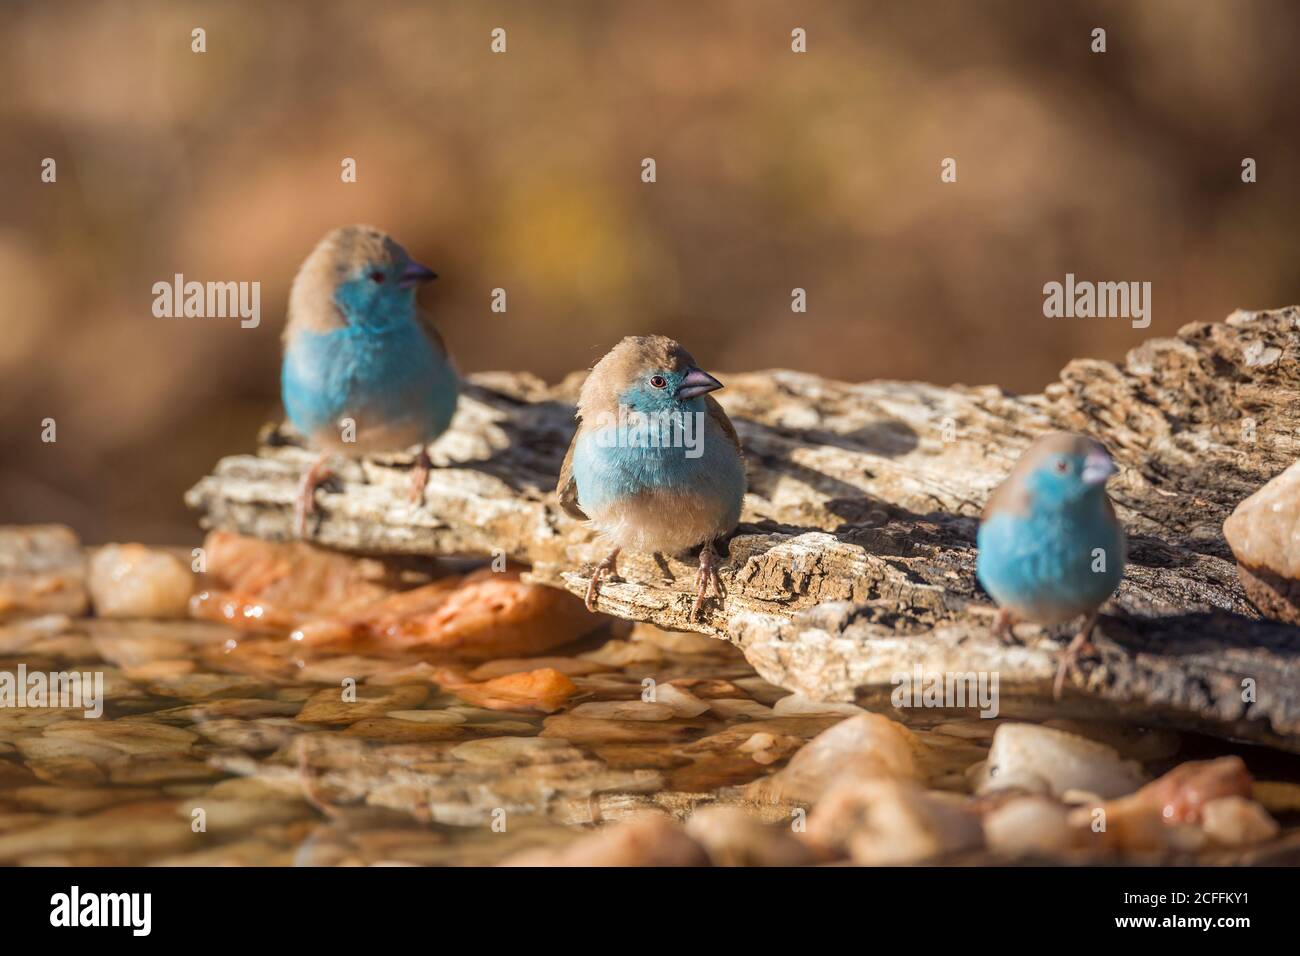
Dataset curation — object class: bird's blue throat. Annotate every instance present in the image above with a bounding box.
[332,276,420,332]
[588,398,707,460]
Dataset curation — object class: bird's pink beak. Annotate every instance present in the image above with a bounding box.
[399,261,438,287]
[1081,448,1117,486]
[676,367,723,400]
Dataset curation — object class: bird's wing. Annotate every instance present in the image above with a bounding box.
[556,422,588,520]
[705,395,742,454]
[979,484,1002,522]
[980,477,1030,522]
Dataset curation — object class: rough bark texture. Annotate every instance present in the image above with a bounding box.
[187,307,1300,750]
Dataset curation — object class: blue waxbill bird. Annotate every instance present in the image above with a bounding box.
[281,225,459,536]
[556,335,746,621]
[976,432,1126,698]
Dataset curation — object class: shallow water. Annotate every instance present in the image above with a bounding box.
[1,612,1298,865]
[0,613,828,864]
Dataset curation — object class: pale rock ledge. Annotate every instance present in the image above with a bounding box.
[187,307,1300,750]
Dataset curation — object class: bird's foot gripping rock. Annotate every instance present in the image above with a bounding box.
[408,446,432,507]
[1053,612,1100,700]
[691,541,726,623]
[585,549,621,613]
[293,452,333,539]
[991,607,1019,645]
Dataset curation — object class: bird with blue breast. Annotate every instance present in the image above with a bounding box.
[976,431,1126,698]
[280,224,459,537]
[556,335,747,622]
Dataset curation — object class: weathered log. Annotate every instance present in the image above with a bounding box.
[186,307,1300,750]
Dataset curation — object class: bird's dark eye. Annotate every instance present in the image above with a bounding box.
[369,271,386,284]
[1054,458,1070,473]
[649,375,668,389]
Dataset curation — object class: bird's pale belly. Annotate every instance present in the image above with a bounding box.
[587,488,734,555]
[308,413,437,456]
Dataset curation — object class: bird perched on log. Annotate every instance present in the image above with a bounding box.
[976,432,1126,698]
[281,225,459,537]
[556,335,746,622]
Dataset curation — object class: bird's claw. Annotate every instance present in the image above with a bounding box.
[585,550,621,613]
[294,454,333,539]
[991,607,1018,645]
[409,447,432,507]
[1053,613,1100,700]
[690,543,725,623]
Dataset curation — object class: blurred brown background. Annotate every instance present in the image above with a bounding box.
[2,0,1298,544]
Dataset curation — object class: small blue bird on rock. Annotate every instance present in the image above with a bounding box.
[976,432,1126,698]
[557,335,746,621]
[281,225,459,536]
